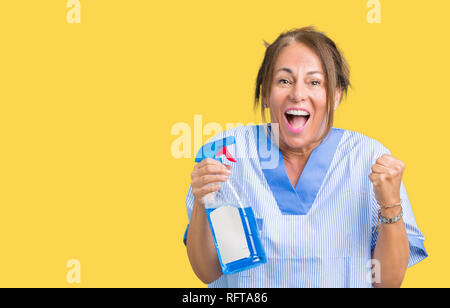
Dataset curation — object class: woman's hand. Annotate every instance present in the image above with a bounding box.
[191,158,232,204]
[369,154,405,206]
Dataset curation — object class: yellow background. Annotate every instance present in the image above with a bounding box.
[0,0,447,287]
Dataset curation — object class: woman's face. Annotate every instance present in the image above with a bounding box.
[268,42,336,152]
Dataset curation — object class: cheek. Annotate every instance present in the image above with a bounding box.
[269,89,286,105]
[312,91,328,114]
[268,90,286,113]
[313,88,327,104]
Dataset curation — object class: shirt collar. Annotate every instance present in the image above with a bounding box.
[254,124,344,215]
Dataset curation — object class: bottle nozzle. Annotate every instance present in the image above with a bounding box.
[195,136,236,163]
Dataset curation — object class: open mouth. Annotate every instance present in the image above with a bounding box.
[284,109,310,132]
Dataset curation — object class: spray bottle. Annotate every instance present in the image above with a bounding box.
[195,136,266,275]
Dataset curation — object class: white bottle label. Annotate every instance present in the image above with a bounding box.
[210,206,250,265]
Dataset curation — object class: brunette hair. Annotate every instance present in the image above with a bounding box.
[254,26,351,142]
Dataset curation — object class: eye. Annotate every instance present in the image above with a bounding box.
[310,80,321,86]
[278,79,291,86]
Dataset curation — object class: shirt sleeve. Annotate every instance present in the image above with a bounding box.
[208,275,229,288]
[183,185,195,245]
[370,148,428,268]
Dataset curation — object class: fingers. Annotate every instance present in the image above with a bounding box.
[196,158,232,176]
[368,172,385,186]
[371,163,390,174]
[192,174,230,187]
[371,154,405,178]
[198,164,232,176]
[190,158,233,201]
[369,154,405,205]
[370,157,405,185]
[375,154,404,169]
[198,157,222,167]
[192,183,222,200]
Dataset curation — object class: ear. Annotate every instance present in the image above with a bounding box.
[334,87,342,110]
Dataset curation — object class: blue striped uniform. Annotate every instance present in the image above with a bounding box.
[184,124,427,288]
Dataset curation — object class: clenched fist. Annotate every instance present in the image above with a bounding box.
[369,154,405,206]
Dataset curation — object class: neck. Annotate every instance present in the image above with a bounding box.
[279,138,320,165]
[279,142,318,188]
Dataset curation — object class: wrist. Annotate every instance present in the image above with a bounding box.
[380,206,402,218]
[373,201,404,234]
[194,198,205,209]
[377,198,402,217]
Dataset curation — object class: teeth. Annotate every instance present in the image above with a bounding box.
[285,109,310,116]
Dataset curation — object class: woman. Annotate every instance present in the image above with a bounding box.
[183,26,427,288]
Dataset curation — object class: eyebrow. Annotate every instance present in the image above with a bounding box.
[276,67,323,75]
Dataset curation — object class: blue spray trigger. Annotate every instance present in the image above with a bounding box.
[195,136,236,163]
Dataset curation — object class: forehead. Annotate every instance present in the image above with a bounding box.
[274,42,323,73]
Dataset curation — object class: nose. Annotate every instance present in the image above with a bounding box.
[288,81,308,103]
